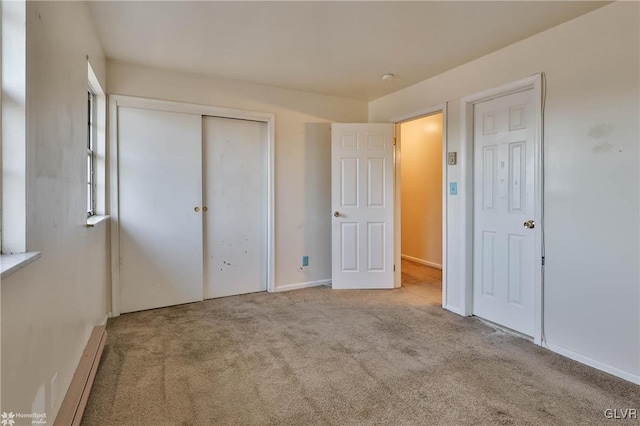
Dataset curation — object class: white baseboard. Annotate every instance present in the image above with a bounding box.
[101,313,109,325]
[401,254,442,270]
[443,304,466,316]
[544,342,640,385]
[274,279,331,292]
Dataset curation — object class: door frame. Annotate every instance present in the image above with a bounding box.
[460,74,544,344]
[109,95,276,317]
[390,104,448,308]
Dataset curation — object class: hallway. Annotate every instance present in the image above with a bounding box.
[401,258,442,305]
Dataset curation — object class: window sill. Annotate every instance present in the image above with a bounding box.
[86,215,110,227]
[1,252,41,279]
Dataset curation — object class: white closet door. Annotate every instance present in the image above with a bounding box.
[119,107,203,313]
[472,88,537,336]
[203,116,268,299]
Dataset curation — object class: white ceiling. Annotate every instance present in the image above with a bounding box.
[88,1,608,101]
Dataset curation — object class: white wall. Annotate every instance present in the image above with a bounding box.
[400,114,442,267]
[370,2,639,382]
[1,0,110,419]
[107,61,368,290]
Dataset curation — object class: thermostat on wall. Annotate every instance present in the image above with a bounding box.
[447,152,457,165]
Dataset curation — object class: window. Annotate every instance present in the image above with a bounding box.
[1,0,28,255]
[1,0,41,277]
[86,61,108,227]
[87,89,96,217]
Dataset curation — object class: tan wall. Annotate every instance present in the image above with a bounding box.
[1,0,110,418]
[370,2,639,379]
[400,114,442,267]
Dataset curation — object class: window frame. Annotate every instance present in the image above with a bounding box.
[87,88,96,217]
[1,0,41,278]
[1,0,27,255]
[86,61,108,228]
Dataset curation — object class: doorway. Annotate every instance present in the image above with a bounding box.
[398,112,444,305]
[459,74,544,343]
[470,87,539,337]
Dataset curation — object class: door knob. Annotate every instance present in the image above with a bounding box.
[194,207,200,212]
[333,211,340,217]
[203,207,208,212]
[523,220,535,229]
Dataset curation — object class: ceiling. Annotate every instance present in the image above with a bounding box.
[88,1,608,101]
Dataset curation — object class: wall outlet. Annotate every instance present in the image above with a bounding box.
[302,256,309,267]
[51,372,58,406]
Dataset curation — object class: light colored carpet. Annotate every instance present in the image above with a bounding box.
[82,264,639,425]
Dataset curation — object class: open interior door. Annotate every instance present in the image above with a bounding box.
[331,124,395,289]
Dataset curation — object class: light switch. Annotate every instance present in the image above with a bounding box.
[449,182,458,195]
[447,152,457,165]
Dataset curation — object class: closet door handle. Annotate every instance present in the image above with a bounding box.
[194,207,200,212]
[203,207,208,212]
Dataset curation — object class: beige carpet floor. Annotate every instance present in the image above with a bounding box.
[82,262,639,425]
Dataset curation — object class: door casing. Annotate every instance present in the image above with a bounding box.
[109,95,275,317]
[460,74,544,344]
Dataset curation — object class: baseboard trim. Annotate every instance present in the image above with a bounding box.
[443,304,466,316]
[401,254,442,270]
[54,325,108,426]
[274,279,331,292]
[544,342,640,385]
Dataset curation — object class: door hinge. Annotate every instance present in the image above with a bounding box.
[393,137,397,146]
[394,264,396,271]
[542,256,545,266]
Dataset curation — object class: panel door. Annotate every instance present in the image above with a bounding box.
[331,124,394,289]
[473,89,537,336]
[119,107,203,313]
[203,116,268,298]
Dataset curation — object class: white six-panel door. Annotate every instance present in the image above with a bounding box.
[119,107,204,313]
[331,124,395,289]
[203,116,268,298]
[473,89,536,336]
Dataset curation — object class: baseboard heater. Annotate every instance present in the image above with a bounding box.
[54,325,107,426]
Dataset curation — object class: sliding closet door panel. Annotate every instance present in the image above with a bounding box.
[119,107,203,313]
[203,116,268,298]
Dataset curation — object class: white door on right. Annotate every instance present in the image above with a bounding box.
[473,88,537,337]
